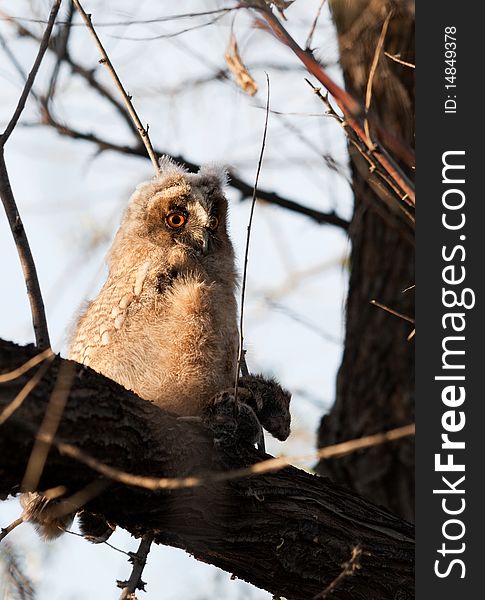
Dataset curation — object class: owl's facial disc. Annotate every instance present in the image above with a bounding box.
[164,200,220,256]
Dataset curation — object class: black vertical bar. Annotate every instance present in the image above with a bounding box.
[417,2,482,598]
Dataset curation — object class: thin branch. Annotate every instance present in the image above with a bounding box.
[47,479,111,520]
[110,13,228,42]
[0,10,139,136]
[34,106,349,229]
[0,517,24,542]
[1,8,238,28]
[0,541,35,599]
[71,0,159,174]
[0,348,53,383]
[248,2,416,204]
[0,2,61,351]
[364,11,392,143]
[370,299,415,324]
[264,298,341,345]
[117,534,153,600]
[306,80,415,224]
[21,361,76,491]
[64,527,132,557]
[0,31,40,104]
[45,0,74,102]
[312,546,362,600]
[384,51,415,69]
[32,422,415,492]
[0,356,54,426]
[234,74,271,405]
[0,153,51,348]
[305,0,327,50]
[0,0,61,145]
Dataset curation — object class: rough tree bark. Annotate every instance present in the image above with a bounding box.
[317,0,415,521]
[0,339,414,600]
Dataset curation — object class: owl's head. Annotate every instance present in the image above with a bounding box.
[114,156,232,263]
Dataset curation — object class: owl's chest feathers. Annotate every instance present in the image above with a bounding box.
[87,263,238,414]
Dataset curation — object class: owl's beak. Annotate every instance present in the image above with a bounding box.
[201,229,210,255]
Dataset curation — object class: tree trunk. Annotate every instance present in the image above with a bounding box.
[0,339,414,600]
[317,0,415,521]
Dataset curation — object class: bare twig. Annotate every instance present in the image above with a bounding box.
[0,31,40,104]
[306,80,415,223]
[312,546,362,599]
[48,479,111,520]
[384,51,415,69]
[0,355,54,426]
[64,527,132,557]
[247,2,416,203]
[34,95,349,230]
[46,0,74,102]
[0,517,24,542]
[21,361,76,491]
[33,423,415,492]
[370,299,415,324]
[1,8,240,28]
[364,12,392,143]
[0,348,54,383]
[71,0,159,174]
[305,0,327,50]
[111,13,228,42]
[117,534,153,600]
[0,1,61,350]
[0,541,35,599]
[0,0,61,145]
[0,10,139,136]
[234,74,271,404]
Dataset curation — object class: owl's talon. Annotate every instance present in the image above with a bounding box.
[203,390,263,447]
[236,375,292,441]
[78,510,116,543]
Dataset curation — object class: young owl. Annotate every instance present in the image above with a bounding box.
[22,157,291,540]
[70,156,239,415]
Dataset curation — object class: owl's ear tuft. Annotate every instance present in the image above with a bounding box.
[157,155,187,179]
[198,163,229,190]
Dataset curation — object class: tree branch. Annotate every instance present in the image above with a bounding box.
[0,154,51,350]
[37,106,350,230]
[0,338,413,600]
[0,2,61,351]
[246,1,415,204]
[71,0,160,174]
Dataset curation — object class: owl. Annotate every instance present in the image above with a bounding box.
[69,156,239,415]
[21,157,291,540]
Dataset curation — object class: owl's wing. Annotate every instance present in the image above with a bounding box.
[69,260,152,365]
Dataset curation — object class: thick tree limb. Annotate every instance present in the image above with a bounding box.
[0,339,413,600]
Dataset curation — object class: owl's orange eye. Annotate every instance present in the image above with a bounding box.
[208,215,219,230]
[166,213,186,229]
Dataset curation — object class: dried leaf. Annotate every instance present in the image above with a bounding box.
[224,33,258,97]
